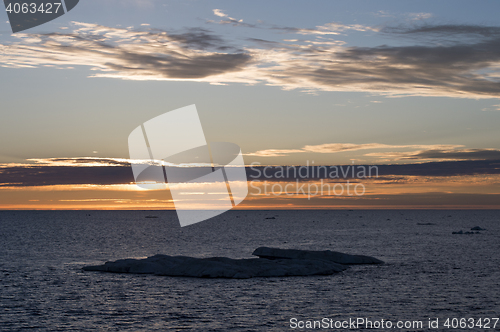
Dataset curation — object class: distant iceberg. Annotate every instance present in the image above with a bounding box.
[83,247,383,279]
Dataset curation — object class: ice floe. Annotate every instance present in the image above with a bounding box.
[83,247,383,279]
[252,247,384,265]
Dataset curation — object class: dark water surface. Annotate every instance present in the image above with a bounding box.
[1,210,499,331]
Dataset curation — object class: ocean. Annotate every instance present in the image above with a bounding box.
[1,210,499,331]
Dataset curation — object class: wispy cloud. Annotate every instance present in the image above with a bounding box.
[303,143,462,154]
[209,9,251,27]
[2,21,500,98]
[212,9,227,18]
[482,104,500,111]
[243,149,304,157]
[246,143,464,157]
[373,11,432,21]
[209,9,376,34]
[274,22,378,36]
[212,9,242,23]
[0,23,251,80]
[408,13,433,21]
[384,24,500,38]
[367,148,500,161]
[248,143,500,162]
[0,157,214,169]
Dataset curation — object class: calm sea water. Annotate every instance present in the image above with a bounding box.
[1,210,499,331]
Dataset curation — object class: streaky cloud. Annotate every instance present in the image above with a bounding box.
[370,148,500,161]
[1,157,500,187]
[2,22,500,98]
[246,143,464,157]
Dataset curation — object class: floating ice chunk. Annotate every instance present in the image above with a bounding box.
[83,254,348,279]
[452,230,478,234]
[252,247,384,265]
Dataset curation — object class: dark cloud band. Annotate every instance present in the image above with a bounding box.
[1,158,499,187]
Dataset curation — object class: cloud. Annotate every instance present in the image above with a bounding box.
[275,22,378,36]
[244,149,304,157]
[303,143,462,154]
[166,28,231,50]
[0,23,251,80]
[385,24,500,38]
[25,157,132,167]
[374,10,393,18]
[2,22,500,98]
[210,9,246,26]
[209,10,376,35]
[0,163,133,187]
[246,159,500,181]
[416,149,500,160]
[2,157,500,187]
[210,8,376,33]
[246,143,463,157]
[2,157,216,168]
[482,104,500,111]
[248,143,500,163]
[0,157,213,186]
[368,148,500,161]
[373,11,432,21]
[304,35,500,98]
[408,13,433,21]
[213,9,227,18]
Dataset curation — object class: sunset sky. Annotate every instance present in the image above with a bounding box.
[1,0,500,209]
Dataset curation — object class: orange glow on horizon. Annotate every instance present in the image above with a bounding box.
[0,174,499,210]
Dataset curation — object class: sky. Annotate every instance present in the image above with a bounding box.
[1,0,500,210]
